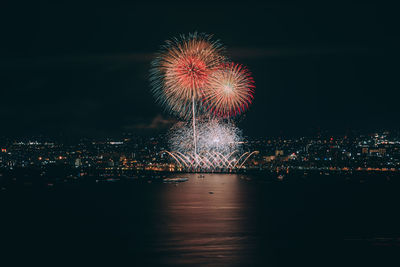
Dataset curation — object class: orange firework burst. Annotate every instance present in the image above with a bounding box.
[202,63,255,118]
[150,32,225,118]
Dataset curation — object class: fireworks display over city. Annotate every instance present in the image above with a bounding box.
[150,33,256,171]
[2,3,400,266]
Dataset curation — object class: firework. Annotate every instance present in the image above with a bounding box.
[202,62,255,118]
[150,33,257,171]
[165,119,258,170]
[150,32,225,119]
[169,119,241,155]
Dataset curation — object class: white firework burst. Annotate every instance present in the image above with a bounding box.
[165,119,257,171]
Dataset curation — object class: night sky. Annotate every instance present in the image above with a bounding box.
[1,2,399,138]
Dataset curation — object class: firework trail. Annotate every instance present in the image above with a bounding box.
[150,32,226,155]
[202,62,255,118]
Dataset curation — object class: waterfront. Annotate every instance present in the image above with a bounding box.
[1,173,400,266]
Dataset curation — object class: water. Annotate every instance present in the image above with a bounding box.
[1,173,400,266]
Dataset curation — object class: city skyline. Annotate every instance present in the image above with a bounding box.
[1,130,399,172]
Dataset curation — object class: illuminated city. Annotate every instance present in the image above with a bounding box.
[1,131,399,188]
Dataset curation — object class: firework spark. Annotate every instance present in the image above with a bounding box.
[150,32,225,119]
[150,33,256,171]
[169,119,241,155]
[202,63,255,118]
[166,119,258,170]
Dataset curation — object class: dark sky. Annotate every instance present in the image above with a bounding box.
[1,2,399,138]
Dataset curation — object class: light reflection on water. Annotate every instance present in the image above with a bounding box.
[151,174,256,265]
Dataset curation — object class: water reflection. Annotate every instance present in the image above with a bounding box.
[151,173,256,265]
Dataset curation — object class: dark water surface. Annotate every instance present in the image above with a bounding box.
[1,173,400,266]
